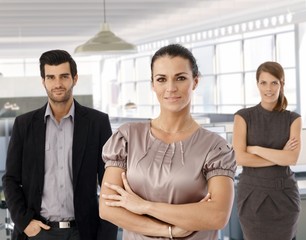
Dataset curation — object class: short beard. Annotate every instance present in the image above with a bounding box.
[46,85,74,105]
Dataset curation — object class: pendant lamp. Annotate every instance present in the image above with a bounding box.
[74,0,137,55]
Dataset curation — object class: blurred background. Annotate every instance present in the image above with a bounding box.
[1,0,306,239]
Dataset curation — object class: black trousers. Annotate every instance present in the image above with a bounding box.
[28,228,80,240]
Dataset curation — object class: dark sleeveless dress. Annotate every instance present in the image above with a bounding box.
[235,104,301,240]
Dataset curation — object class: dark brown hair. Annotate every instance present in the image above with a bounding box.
[150,44,199,81]
[39,49,77,79]
[256,61,287,112]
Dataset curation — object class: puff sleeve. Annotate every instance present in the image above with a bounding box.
[102,128,128,169]
[202,139,236,181]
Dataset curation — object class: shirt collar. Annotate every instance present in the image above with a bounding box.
[44,101,75,123]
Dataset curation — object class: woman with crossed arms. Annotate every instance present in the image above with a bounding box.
[233,61,301,240]
[99,44,236,240]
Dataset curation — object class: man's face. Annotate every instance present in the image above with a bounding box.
[42,62,77,104]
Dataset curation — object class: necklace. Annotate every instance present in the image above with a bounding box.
[157,117,195,134]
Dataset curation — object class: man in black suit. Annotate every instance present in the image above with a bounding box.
[2,50,118,240]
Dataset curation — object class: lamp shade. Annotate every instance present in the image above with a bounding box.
[74,23,137,54]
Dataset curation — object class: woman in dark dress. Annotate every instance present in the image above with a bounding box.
[232,61,302,240]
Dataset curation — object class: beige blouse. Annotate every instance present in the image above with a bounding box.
[103,121,236,240]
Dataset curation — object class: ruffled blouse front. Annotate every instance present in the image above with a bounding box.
[102,121,236,240]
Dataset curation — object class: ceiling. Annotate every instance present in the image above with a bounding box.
[0,0,306,59]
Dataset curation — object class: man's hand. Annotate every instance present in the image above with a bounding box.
[24,219,50,237]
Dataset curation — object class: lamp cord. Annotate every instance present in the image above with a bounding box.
[103,0,106,23]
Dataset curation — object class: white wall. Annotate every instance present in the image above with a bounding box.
[0,75,93,98]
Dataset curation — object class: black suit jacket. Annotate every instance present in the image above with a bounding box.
[2,100,118,240]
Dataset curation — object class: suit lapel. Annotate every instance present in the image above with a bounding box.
[32,105,47,191]
[72,101,89,190]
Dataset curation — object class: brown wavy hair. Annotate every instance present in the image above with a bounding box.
[256,61,288,112]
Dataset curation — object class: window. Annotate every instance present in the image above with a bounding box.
[193,75,216,113]
[135,56,151,81]
[119,59,134,82]
[276,32,295,67]
[135,56,153,116]
[216,41,242,73]
[110,25,297,117]
[244,36,274,71]
[136,81,153,105]
[218,73,244,113]
[284,69,297,107]
[0,25,298,118]
[245,72,259,105]
[192,46,215,75]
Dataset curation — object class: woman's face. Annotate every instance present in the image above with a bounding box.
[151,56,198,113]
[257,71,281,106]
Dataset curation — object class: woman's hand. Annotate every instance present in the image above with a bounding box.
[247,138,298,154]
[168,192,210,237]
[101,172,150,215]
[246,146,257,155]
[200,192,211,202]
[283,137,298,151]
[171,225,193,238]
